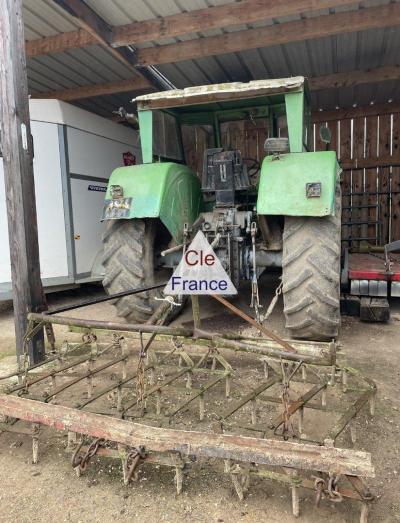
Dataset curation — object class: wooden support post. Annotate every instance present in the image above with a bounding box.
[0,0,46,364]
[191,295,201,329]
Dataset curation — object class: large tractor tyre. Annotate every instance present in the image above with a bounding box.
[282,183,341,341]
[102,218,182,324]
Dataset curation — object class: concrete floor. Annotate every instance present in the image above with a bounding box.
[0,275,399,522]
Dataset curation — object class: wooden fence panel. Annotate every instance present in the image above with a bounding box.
[353,117,365,247]
[314,109,400,247]
[339,119,352,246]
[392,114,400,242]
[365,116,378,243]
[378,115,392,244]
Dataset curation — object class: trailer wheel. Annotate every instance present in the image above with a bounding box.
[102,218,182,324]
[282,182,341,341]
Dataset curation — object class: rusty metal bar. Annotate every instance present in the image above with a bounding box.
[211,295,297,354]
[238,336,336,360]
[77,348,178,409]
[258,394,343,413]
[0,395,374,477]
[0,354,59,381]
[270,383,328,430]
[10,338,117,394]
[44,355,127,402]
[208,335,331,365]
[77,375,136,409]
[233,467,365,501]
[167,376,225,418]
[346,475,374,500]
[28,312,193,337]
[10,354,92,393]
[191,295,201,329]
[221,375,280,420]
[325,390,374,445]
[69,330,336,363]
[121,367,191,415]
[28,313,335,366]
[48,282,168,315]
[169,335,330,365]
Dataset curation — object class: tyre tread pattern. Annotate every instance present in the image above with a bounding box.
[282,181,341,341]
[102,219,155,323]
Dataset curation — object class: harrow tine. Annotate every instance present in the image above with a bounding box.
[31,423,40,464]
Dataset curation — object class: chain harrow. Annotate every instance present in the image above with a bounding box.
[313,475,343,506]
[71,437,105,472]
[122,446,147,485]
[0,306,375,523]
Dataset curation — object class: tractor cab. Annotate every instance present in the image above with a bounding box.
[102,78,341,342]
[135,76,312,174]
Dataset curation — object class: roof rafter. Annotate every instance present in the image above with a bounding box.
[111,0,356,48]
[49,0,156,89]
[32,77,151,101]
[134,3,400,66]
[51,0,137,71]
[26,0,364,58]
[31,65,400,102]
[309,65,400,91]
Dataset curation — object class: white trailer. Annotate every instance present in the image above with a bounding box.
[0,99,140,300]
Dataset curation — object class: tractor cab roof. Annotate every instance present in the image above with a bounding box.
[135,77,306,114]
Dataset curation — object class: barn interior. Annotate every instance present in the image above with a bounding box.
[0,1,400,522]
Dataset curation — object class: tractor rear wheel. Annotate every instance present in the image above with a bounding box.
[282,182,341,341]
[102,218,179,324]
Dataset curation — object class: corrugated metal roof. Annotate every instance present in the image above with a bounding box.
[23,0,80,38]
[23,0,145,115]
[22,0,400,116]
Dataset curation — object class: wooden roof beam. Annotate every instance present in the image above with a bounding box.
[135,3,400,66]
[32,77,151,101]
[50,0,156,89]
[51,0,135,69]
[112,0,356,48]
[31,65,400,103]
[26,0,368,58]
[310,65,400,91]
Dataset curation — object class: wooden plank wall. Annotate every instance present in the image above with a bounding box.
[182,124,214,175]
[392,114,400,244]
[315,110,400,248]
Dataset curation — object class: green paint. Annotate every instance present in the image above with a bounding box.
[104,162,203,242]
[138,110,153,163]
[257,151,340,217]
[105,79,341,238]
[285,91,304,153]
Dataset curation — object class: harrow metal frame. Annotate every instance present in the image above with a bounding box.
[0,302,376,522]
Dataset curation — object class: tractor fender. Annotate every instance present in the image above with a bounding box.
[102,162,203,242]
[256,151,341,217]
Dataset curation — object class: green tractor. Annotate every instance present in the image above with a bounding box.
[101,77,341,341]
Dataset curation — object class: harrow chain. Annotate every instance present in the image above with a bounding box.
[122,446,147,485]
[71,437,105,472]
